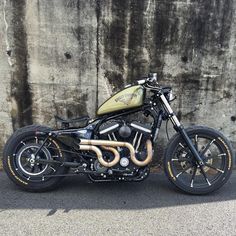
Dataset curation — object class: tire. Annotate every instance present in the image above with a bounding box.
[164,126,234,195]
[3,125,68,192]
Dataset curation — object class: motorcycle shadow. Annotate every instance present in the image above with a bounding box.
[0,171,235,213]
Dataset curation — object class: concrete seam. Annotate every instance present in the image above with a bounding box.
[95,0,101,111]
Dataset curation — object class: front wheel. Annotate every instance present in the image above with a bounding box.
[164,126,233,195]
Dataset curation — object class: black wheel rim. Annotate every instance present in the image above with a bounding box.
[170,134,227,189]
[11,136,62,182]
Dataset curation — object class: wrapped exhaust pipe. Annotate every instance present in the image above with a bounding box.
[79,139,153,167]
[79,145,120,168]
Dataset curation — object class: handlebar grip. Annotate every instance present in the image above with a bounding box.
[137,79,147,85]
[133,73,158,86]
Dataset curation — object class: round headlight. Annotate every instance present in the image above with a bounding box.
[169,90,175,101]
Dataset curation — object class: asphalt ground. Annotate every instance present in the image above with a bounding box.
[0,171,235,236]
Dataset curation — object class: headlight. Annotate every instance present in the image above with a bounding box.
[169,90,176,102]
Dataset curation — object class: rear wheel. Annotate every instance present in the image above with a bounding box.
[3,125,68,192]
[164,126,233,195]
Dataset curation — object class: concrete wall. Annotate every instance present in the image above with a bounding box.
[1,0,236,158]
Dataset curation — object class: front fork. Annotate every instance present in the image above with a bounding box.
[160,94,205,166]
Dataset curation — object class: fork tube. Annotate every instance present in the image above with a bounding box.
[160,94,204,165]
[160,94,181,127]
[177,127,204,165]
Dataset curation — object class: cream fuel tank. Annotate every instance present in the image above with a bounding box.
[97,85,144,115]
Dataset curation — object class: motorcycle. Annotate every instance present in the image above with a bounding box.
[3,73,233,194]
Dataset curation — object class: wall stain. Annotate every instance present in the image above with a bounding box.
[10,0,33,130]
[127,0,146,83]
[218,0,233,49]
[66,93,89,118]
[152,2,178,78]
[104,71,124,92]
[103,0,130,91]
[72,26,85,41]
[51,82,89,122]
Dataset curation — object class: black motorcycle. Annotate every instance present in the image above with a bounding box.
[3,73,233,194]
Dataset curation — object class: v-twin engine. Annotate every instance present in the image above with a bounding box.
[77,120,153,173]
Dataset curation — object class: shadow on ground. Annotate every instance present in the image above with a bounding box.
[0,171,235,215]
